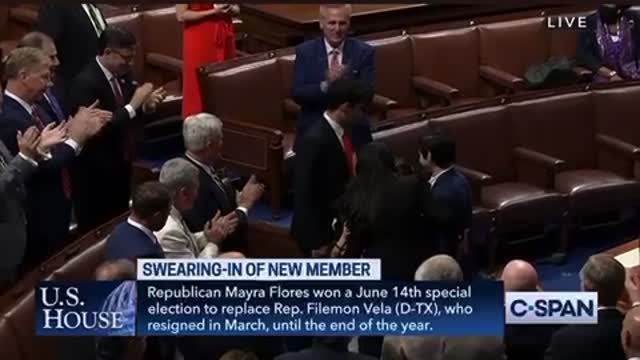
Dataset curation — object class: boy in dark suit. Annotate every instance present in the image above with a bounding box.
[418,130,473,271]
[291,4,374,153]
[69,26,166,234]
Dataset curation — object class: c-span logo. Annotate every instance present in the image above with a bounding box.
[505,292,597,324]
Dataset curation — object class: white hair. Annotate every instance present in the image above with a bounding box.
[415,255,463,281]
[182,113,223,152]
[319,4,353,18]
[158,158,199,195]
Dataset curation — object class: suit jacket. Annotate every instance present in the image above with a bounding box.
[181,155,248,252]
[505,324,557,360]
[276,344,377,360]
[291,116,350,253]
[69,58,137,230]
[0,96,76,255]
[106,221,165,261]
[429,167,473,256]
[291,37,375,151]
[36,3,105,106]
[0,141,37,270]
[337,175,432,280]
[37,91,67,124]
[157,207,218,259]
[545,308,626,360]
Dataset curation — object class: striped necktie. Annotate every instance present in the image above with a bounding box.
[45,90,64,122]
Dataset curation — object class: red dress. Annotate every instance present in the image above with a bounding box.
[182,3,236,118]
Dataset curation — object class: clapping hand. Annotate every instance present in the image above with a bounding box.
[16,126,42,160]
[237,175,265,209]
[142,86,167,113]
[38,122,68,154]
[204,210,240,244]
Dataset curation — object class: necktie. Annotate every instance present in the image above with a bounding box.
[45,90,65,122]
[329,49,340,70]
[110,77,125,107]
[208,166,230,205]
[342,133,355,176]
[34,104,73,199]
[0,154,6,169]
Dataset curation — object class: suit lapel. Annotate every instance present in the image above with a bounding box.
[184,156,231,212]
[342,38,352,67]
[91,59,119,110]
[74,5,98,38]
[319,118,348,172]
[318,38,329,74]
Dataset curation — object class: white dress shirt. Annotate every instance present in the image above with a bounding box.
[324,38,345,66]
[81,4,107,37]
[95,57,136,119]
[429,166,453,187]
[3,90,81,159]
[323,111,345,149]
[127,217,158,245]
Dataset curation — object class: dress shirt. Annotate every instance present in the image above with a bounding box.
[95,57,136,119]
[324,38,345,65]
[429,166,453,187]
[4,90,81,156]
[323,111,345,149]
[81,4,106,37]
[185,153,248,216]
[127,217,158,245]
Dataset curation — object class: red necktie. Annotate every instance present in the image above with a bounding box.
[342,133,355,176]
[330,49,340,70]
[34,106,72,199]
[110,77,125,106]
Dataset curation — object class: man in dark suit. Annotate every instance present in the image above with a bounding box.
[501,260,557,360]
[17,32,67,124]
[181,113,264,252]
[418,130,473,274]
[291,78,373,257]
[69,26,166,234]
[546,254,627,360]
[36,2,107,110]
[291,4,374,153]
[106,181,170,261]
[0,47,109,269]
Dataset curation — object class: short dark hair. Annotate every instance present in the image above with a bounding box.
[326,78,374,111]
[419,127,456,168]
[98,26,137,54]
[131,181,171,220]
[17,32,53,50]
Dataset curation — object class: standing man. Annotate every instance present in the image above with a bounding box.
[291,4,375,153]
[69,26,166,234]
[36,2,108,111]
[0,47,109,269]
[16,32,67,124]
[291,78,373,258]
[181,113,264,252]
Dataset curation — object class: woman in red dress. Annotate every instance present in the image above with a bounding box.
[176,3,239,118]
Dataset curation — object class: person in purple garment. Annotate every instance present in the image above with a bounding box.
[578,4,640,82]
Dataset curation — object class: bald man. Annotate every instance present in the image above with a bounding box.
[501,259,539,291]
[501,259,556,360]
[623,307,640,360]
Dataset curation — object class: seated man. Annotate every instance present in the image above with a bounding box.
[182,113,264,253]
[105,181,171,261]
[156,158,239,258]
[546,254,626,360]
[501,260,556,360]
[291,4,374,153]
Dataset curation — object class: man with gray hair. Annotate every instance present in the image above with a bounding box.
[546,254,626,360]
[414,254,464,281]
[182,113,264,252]
[157,157,239,258]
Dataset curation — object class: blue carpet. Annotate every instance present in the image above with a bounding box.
[250,200,635,291]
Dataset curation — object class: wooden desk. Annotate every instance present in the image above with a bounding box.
[239,3,548,52]
[604,239,639,311]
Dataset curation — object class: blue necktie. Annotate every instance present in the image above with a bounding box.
[46,90,64,122]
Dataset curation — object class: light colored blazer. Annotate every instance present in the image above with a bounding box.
[156,207,218,259]
[0,141,37,269]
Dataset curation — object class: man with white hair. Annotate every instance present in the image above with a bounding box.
[182,113,264,252]
[290,4,375,153]
[157,158,238,258]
